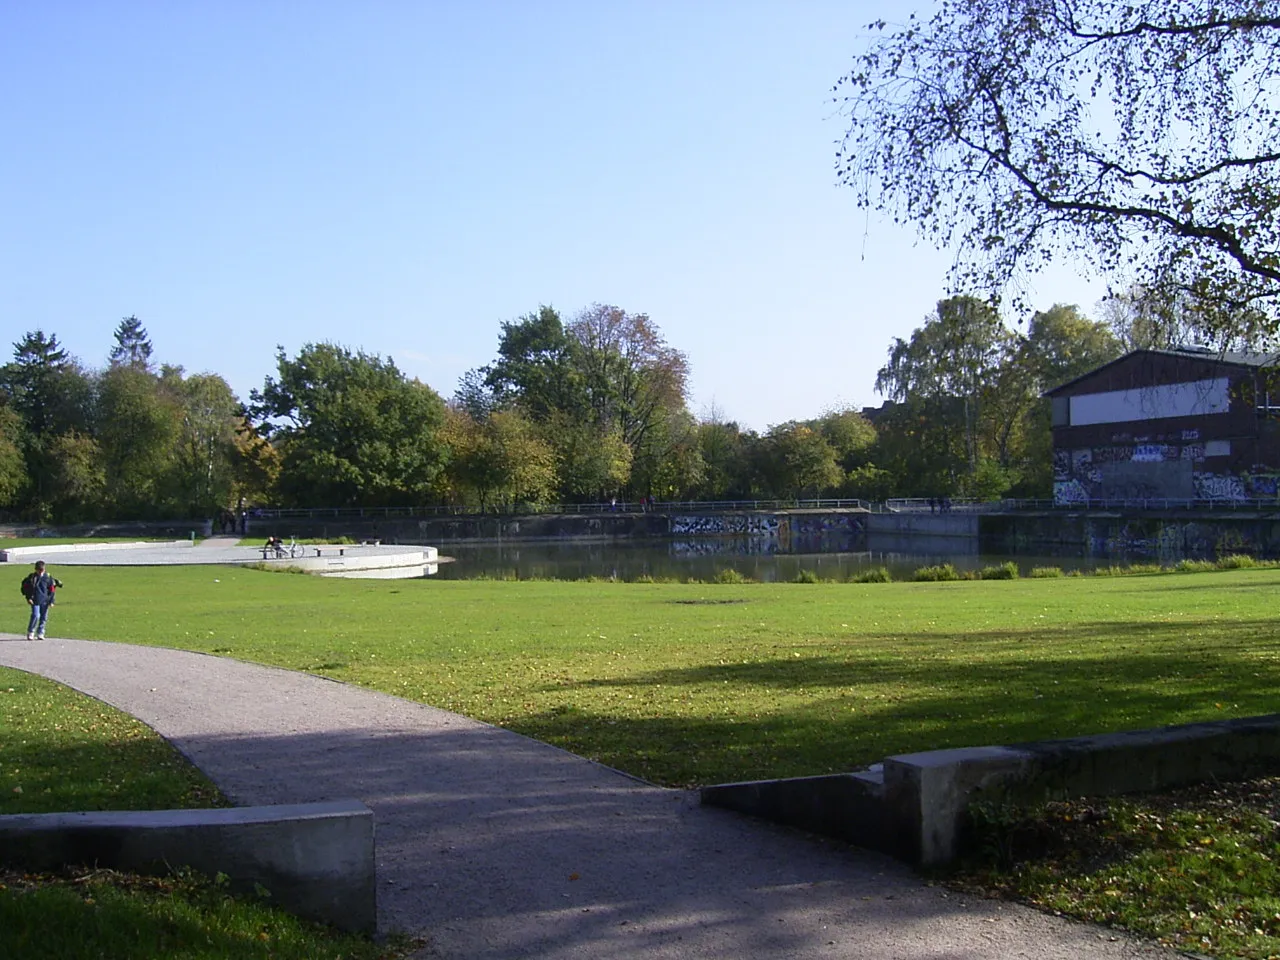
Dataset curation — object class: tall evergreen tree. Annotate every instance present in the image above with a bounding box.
[108,315,154,370]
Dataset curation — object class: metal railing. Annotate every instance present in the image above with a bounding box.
[243,498,872,520]
[240,495,1280,522]
[884,496,1280,513]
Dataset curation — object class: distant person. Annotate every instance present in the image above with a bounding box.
[265,535,284,557]
[21,560,63,641]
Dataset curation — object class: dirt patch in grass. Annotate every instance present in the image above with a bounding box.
[668,598,752,605]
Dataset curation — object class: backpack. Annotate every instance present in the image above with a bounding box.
[20,572,37,600]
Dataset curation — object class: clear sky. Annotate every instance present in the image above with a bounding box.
[3,1,1106,432]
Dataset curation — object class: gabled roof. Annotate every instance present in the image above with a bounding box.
[1042,347,1280,397]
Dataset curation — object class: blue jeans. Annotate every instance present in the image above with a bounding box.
[27,602,50,636]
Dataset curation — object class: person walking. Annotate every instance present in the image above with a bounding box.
[22,560,62,641]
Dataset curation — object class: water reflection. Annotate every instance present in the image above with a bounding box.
[434,538,1111,582]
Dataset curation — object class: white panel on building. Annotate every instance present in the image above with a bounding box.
[1204,439,1231,457]
[1069,378,1229,426]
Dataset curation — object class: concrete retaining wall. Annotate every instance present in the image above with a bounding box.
[260,546,437,573]
[0,801,376,933]
[242,509,870,548]
[866,513,980,555]
[1,541,192,562]
[702,713,1280,867]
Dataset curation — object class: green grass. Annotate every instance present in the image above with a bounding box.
[34,563,1280,789]
[0,866,417,960]
[952,778,1280,959]
[11,562,1280,957]
[0,667,224,815]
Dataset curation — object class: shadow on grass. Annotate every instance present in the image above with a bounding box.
[514,617,1280,784]
[0,734,228,817]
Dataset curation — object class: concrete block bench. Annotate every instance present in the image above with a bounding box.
[0,800,375,933]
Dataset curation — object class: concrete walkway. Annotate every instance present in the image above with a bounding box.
[0,636,1172,959]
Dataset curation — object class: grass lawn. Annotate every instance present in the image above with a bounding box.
[9,562,1280,958]
[0,666,223,815]
[33,562,1280,788]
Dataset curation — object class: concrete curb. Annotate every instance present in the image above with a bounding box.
[0,541,192,561]
[703,713,1280,866]
[0,800,376,933]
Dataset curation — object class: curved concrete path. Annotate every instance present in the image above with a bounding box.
[0,636,1171,959]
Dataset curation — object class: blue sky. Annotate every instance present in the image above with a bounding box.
[3,1,1105,431]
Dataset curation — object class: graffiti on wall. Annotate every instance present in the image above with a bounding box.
[1052,436,1261,504]
[1248,475,1280,497]
[1054,479,1089,504]
[1193,473,1247,502]
[781,514,866,553]
[671,515,780,537]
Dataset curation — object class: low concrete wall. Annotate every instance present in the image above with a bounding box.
[700,772,885,847]
[1,541,192,562]
[866,513,979,556]
[702,714,1280,867]
[0,801,376,933]
[978,510,1280,560]
[258,546,437,573]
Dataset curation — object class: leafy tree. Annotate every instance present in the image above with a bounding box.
[0,406,28,510]
[1012,303,1124,494]
[477,303,692,501]
[876,296,1015,481]
[695,416,757,500]
[484,306,585,419]
[453,368,497,421]
[1,331,92,441]
[108,315,154,371]
[95,364,179,517]
[45,430,105,522]
[630,408,705,500]
[442,406,556,511]
[163,368,242,515]
[836,1,1280,342]
[250,343,448,507]
[812,407,876,474]
[0,331,94,514]
[759,422,843,499]
[1025,303,1124,390]
[568,304,689,459]
[230,419,280,507]
[844,463,895,501]
[549,413,632,501]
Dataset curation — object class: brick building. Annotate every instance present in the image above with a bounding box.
[1044,347,1280,505]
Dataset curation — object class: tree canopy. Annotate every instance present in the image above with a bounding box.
[836,0,1280,343]
[251,343,449,507]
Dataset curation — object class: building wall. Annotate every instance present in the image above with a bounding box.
[1050,352,1280,504]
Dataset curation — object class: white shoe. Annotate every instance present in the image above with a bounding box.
[26,633,34,640]
[35,634,44,640]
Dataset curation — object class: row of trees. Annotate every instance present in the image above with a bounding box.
[0,318,271,523]
[1,297,1132,523]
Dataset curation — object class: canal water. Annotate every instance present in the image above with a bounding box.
[433,538,1112,582]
